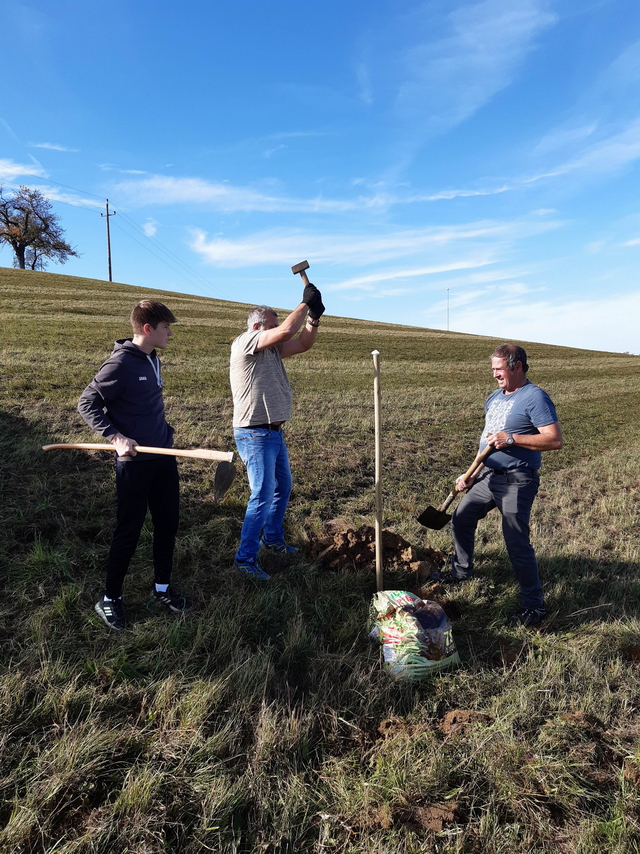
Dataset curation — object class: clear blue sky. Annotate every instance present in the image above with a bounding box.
[2,0,640,353]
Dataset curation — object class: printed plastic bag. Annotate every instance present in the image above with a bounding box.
[370,590,460,680]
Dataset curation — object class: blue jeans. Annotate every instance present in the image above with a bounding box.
[451,467,543,609]
[234,428,292,564]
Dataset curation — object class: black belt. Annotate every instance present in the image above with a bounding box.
[244,423,283,431]
[488,466,537,475]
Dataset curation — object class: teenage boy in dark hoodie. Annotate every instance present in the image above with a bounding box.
[78,300,185,630]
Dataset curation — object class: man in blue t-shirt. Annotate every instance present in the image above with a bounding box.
[436,343,563,628]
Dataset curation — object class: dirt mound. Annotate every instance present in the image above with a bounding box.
[439,709,492,735]
[308,520,446,576]
[357,802,462,832]
[393,803,462,832]
[378,717,415,739]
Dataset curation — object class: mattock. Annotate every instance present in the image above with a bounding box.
[291,259,311,286]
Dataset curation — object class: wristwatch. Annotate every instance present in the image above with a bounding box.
[506,433,515,446]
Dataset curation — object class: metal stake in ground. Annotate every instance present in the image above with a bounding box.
[372,350,383,592]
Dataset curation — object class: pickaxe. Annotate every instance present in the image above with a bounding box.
[42,443,236,501]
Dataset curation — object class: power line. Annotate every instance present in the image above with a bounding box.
[116,209,230,300]
[1,175,232,300]
[110,218,223,298]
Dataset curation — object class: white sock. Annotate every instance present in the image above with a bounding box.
[155,583,169,593]
[103,595,112,602]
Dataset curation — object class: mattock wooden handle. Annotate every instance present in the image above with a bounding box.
[42,443,234,462]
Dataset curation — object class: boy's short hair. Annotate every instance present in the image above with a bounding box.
[130,300,177,333]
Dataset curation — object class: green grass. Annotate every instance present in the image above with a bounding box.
[1,265,640,853]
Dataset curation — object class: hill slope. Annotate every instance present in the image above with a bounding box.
[1,266,640,853]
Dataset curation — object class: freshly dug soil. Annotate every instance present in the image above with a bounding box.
[439,709,493,735]
[307,519,446,577]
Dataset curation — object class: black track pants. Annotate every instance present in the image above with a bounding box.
[104,457,179,599]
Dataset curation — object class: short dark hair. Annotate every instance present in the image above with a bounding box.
[491,343,529,373]
[130,300,177,333]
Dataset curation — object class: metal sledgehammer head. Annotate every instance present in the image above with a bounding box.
[291,259,311,286]
[416,505,452,530]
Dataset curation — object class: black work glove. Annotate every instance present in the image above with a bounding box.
[302,282,320,306]
[308,291,325,320]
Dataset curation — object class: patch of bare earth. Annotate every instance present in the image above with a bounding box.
[393,803,462,832]
[307,519,446,576]
[357,802,462,833]
[377,717,417,739]
[439,709,492,736]
[620,644,640,663]
[492,640,527,667]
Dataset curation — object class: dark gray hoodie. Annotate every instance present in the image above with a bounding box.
[78,339,174,461]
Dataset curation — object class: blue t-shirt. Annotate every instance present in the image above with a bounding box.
[479,380,558,470]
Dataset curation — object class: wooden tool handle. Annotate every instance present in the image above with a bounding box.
[299,269,310,287]
[459,443,495,483]
[440,490,458,513]
[42,443,234,462]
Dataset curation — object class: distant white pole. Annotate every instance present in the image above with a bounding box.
[446,288,450,331]
[372,350,383,592]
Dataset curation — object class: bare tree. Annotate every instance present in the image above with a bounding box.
[13,246,46,271]
[0,185,79,270]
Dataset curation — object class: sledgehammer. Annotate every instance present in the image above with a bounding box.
[291,260,311,286]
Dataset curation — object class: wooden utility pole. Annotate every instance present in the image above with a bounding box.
[372,350,383,592]
[101,200,116,282]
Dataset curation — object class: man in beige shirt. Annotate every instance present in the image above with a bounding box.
[230,282,324,579]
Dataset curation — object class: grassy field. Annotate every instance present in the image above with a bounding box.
[1,265,640,853]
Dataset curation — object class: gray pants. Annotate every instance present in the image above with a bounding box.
[451,467,543,610]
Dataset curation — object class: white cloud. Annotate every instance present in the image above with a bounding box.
[327,258,497,291]
[189,222,507,268]
[356,62,373,105]
[30,142,79,152]
[427,290,640,354]
[263,145,285,159]
[534,119,640,179]
[0,117,20,141]
[397,0,556,133]
[189,217,561,282]
[99,163,148,174]
[26,185,103,209]
[0,158,47,180]
[532,124,598,156]
[143,218,159,237]
[413,185,514,201]
[623,238,640,246]
[115,174,363,212]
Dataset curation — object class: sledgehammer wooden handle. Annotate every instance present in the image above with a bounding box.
[42,443,234,462]
[440,443,496,512]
